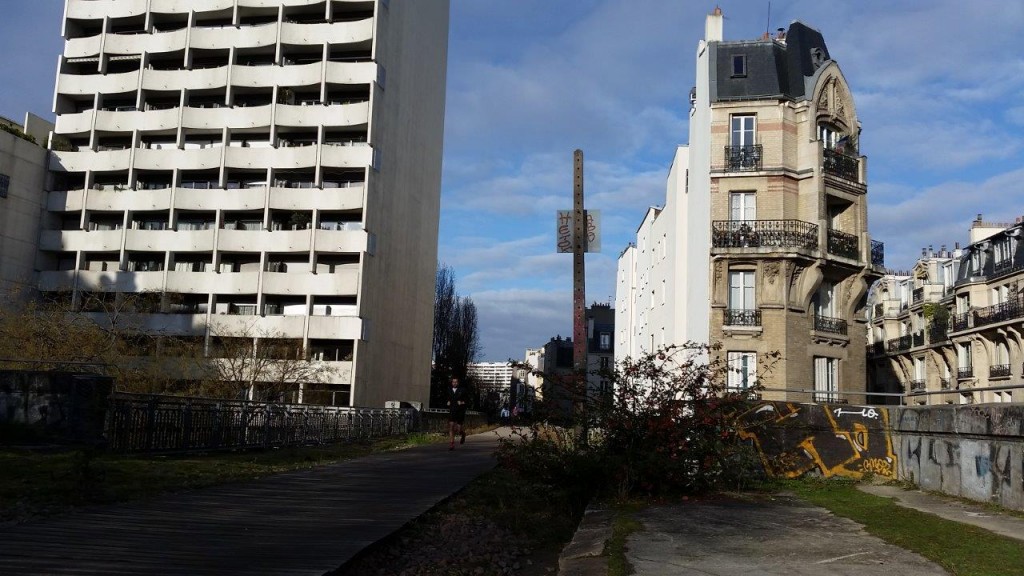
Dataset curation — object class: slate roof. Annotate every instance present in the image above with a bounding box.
[710,21,831,103]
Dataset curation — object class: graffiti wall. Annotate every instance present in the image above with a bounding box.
[737,401,897,480]
[893,405,1024,510]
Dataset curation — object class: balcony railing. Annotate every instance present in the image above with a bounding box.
[939,378,951,390]
[813,314,848,335]
[823,148,859,181]
[973,299,1024,328]
[990,364,1011,378]
[873,303,883,318]
[927,324,948,343]
[866,342,885,356]
[870,239,884,267]
[827,228,859,260]
[886,335,913,353]
[711,220,818,250]
[957,367,973,380]
[912,331,925,347]
[909,379,926,392]
[912,287,924,304]
[724,144,762,171]
[952,311,970,332]
[724,308,761,327]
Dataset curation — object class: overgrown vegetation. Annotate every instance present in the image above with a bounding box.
[787,478,1024,576]
[0,433,441,523]
[499,343,773,501]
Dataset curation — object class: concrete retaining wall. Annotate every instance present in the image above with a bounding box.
[892,405,1024,511]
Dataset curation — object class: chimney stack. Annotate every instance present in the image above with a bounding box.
[706,7,724,42]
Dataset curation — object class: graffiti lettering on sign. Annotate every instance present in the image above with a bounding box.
[555,210,601,253]
[737,401,897,480]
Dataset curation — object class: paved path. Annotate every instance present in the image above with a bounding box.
[0,431,504,576]
[624,495,949,576]
[859,484,1024,542]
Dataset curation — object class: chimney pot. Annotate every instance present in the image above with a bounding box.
[977,213,983,222]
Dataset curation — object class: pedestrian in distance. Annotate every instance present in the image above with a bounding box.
[447,376,468,450]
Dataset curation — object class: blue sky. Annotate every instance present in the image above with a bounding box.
[3,1,1023,362]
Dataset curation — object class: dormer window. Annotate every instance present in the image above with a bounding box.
[731,54,746,77]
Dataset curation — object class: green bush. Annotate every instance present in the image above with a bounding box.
[500,343,774,499]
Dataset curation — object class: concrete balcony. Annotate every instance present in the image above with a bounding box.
[125,229,215,252]
[83,188,172,212]
[313,229,367,254]
[50,148,131,172]
[40,229,122,251]
[142,66,229,91]
[237,0,323,7]
[63,35,103,59]
[134,147,222,171]
[181,105,273,130]
[103,27,188,55]
[268,184,363,211]
[308,315,362,340]
[91,108,177,133]
[151,0,233,14]
[165,271,227,294]
[38,270,80,291]
[262,269,359,296]
[320,144,373,169]
[224,145,316,170]
[209,314,306,338]
[218,229,312,252]
[84,270,167,292]
[58,71,140,96]
[54,110,95,135]
[322,360,354,385]
[231,62,322,89]
[175,186,266,211]
[190,22,278,50]
[275,101,370,128]
[279,19,373,46]
[324,61,378,85]
[47,189,85,212]
[67,0,148,20]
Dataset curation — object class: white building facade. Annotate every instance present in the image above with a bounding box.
[39,0,449,407]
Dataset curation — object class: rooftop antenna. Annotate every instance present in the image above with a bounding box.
[765,1,772,37]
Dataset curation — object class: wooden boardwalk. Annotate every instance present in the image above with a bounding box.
[0,432,502,575]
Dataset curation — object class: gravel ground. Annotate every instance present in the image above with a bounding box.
[333,510,560,576]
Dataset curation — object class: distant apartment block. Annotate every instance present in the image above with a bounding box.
[868,215,1024,405]
[38,0,450,407]
[0,114,51,296]
[617,10,884,403]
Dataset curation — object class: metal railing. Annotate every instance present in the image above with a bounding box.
[989,364,1011,378]
[928,325,948,343]
[973,299,1024,328]
[813,314,848,335]
[957,367,974,379]
[823,148,860,181]
[106,393,417,453]
[886,335,912,353]
[870,239,885,267]
[724,144,763,171]
[724,308,761,327]
[939,378,952,390]
[912,331,925,347]
[827,228,859,260]
[909,379,926,392]
[912,287,924,304]
[711,219,818,250]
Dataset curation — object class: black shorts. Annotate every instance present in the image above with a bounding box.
[449,409,466,425]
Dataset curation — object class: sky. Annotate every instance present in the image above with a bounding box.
[2,1,1024,362]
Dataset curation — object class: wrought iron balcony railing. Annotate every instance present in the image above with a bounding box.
[957,367,973,379]
[990,364,1011,378]
[912,331,925,347]
[886,335,913,353]
[711,220,818,250]
[724,144,763,171]
[827,228,859,260]
[972,299,1024,328]
[870,239,884,267]
[823,147,860,181]
[909,379,926,392]
[724,308,761,327]
[813,314,848,335]
[939,378,952,390]
[912,287,924,304]
[952,311,971,332]
[867,342,885,357]
[928,324,948,343]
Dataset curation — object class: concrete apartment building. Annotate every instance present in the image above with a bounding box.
[868,215,1024,405]
[617,10,884,402]
[39,0,449,407]
[0,115,52,296]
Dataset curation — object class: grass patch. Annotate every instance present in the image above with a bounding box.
[786,478,1024,576]
[0,432,445,523]
[605,503,643,576]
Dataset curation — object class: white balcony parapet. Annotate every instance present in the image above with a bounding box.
[209,314,306,338]
[262,270,359,296]
[149,0,234,15]
[142,66,229,91]
[313,229,368,254]
[94,108,179,133]
[50,148,131,173]
[58,71,140,96]
[175,187,267,211]
[324,61,378,85]
[66,0,147,20]
[268,184,364,211]
[218,229,313,252]
[125,229,216,252]
[275,101,369,128]
[83,188,173,212]
[40,229,123,252]
[307,315,362,340]
[103,28,188,55]
[190,22,278,50]
[164,271,225,294]
[134,147,223,171]
[225,145,317,170]
[320,143,373,169]
[181,105,273,130]
[279,19,374,46]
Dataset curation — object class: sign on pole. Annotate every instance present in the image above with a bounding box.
[556,209,601,253]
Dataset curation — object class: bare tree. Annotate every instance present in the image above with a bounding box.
[430,265,480,407]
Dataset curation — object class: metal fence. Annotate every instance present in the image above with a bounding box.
[105,392,416,453]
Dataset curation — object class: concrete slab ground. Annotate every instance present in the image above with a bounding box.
[859,484,1024,543]
[624,495,948,576]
